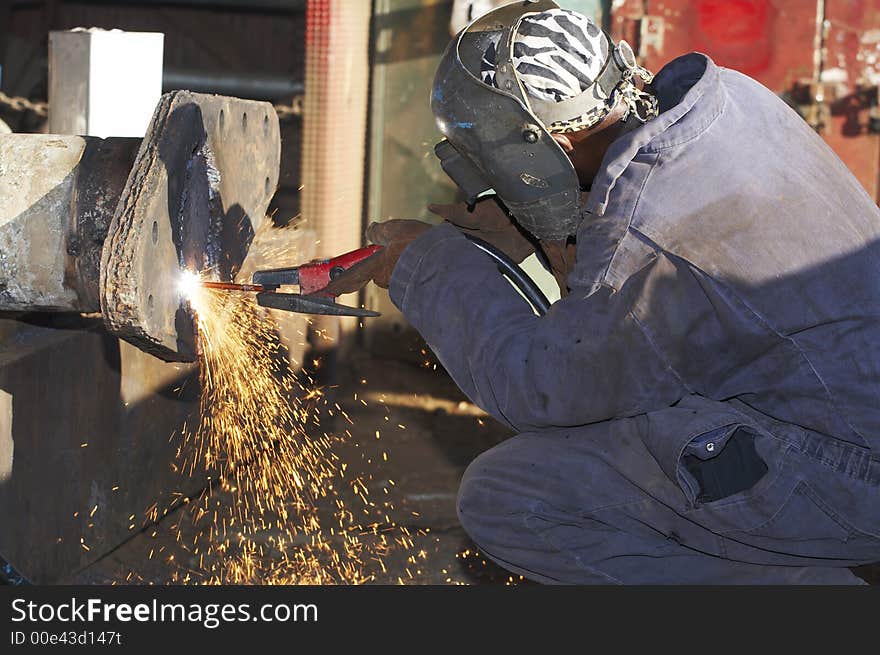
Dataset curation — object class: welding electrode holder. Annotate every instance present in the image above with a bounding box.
[252,245,384,318]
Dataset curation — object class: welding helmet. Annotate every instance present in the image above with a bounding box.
[431,0,641,240]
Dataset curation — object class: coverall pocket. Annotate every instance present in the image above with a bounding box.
[673,424,793,535]
[641,396,783,511]
[679,425,769,505]
[724,480,880,560]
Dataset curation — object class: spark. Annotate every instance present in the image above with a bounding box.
[145,261,416,584]
[105,220,427,585]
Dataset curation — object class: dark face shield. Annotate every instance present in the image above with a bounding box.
[431,0,634,241]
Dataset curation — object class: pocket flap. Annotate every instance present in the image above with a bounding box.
[684,424,740,461]
[642,395,747,486]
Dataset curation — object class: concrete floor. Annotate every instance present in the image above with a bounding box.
[50,344,880,585]
[67,347,519,585]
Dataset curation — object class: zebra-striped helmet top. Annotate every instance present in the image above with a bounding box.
[480,7,657,132]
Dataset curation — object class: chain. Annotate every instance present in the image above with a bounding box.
[0,90,48,117]
[0,91,300,122]
[273,94,303,120]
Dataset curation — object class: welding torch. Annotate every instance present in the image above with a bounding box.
[197,234,550,318]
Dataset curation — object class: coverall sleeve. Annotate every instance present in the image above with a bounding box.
[389,222,683,432]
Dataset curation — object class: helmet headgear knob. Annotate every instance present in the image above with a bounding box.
[522,126,540,143]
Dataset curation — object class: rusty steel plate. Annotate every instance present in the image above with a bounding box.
[101,91,280,361]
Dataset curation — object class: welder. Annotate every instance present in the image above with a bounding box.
[329,1,880,583]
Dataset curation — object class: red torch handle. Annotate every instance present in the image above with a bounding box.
[297,244,384,295]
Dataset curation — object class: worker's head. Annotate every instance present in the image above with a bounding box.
[478,8,656,135]
[432,1,658,240]
[478,7,654,187]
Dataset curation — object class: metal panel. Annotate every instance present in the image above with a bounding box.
[101,91,281,362]
[612,0,880,203]
[822,0,880,201]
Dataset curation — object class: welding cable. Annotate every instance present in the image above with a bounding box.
[462,234,551,316]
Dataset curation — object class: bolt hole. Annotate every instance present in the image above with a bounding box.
[147,294,154,315]
[263,113,269,136]
[219,109,225,132]
[265,176,271,196]
[242,112,248,132]
[151,221,158,245]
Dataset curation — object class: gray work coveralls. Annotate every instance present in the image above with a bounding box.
[389,54,880,584]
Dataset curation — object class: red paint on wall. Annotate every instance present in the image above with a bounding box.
[693,0,772,76]
[624,0,880,202]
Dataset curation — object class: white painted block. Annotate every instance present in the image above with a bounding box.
[49,29,164,138]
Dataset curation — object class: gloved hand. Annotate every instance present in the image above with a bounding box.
[431,196,578,296]
[427,196,536,263]
[316,219,432,296]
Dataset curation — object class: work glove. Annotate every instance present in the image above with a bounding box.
[316,219,432,296]
[427,196,536,264]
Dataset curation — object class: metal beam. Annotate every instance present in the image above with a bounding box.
[163,68,303,101]
[13,0,306,11]
[0,135,140,312]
